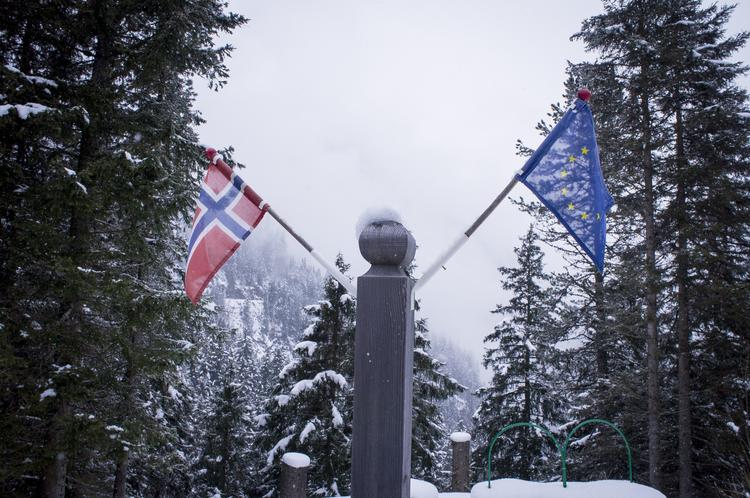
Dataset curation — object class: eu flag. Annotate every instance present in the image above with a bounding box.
[518,96,614,272]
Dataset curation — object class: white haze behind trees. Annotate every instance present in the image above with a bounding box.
[196,0,750,377]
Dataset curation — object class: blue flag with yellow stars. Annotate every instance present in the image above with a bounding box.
[518,97,614,273]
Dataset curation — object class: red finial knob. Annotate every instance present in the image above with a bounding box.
[204,147,217,162]
[577,88,592,102]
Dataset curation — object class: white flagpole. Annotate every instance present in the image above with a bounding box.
[413,172,521,293]
[266,206,357,297]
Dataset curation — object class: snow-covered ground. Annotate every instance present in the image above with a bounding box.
[333,478,664,498]
[470,479,664,498]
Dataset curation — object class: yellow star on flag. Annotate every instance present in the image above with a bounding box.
[581,212,589,220]
[581,146,589,155]
[560,169,569,178]
[568,154,576,163]
[596,213,601,220]
[568,202,575,210]
[561,187,568,196]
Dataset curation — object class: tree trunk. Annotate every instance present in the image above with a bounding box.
[675,106,693,498]
[113,450,129,498]
[40,402,70,498]
[594,271,609,377]
[640,88,661,491]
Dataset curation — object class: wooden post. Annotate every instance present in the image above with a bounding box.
[351,220,416,498]
[279,452,310,498]
[450,432,471,492]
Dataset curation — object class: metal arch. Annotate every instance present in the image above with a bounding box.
[561,418,633,487]
[485,422,563,488]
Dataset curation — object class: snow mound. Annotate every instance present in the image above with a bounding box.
[329,478,437,498]
[470,479,665,498]
[356,206,403,237]
[281,452,310,468]
[450,431,471,443]
[411,478,439,498]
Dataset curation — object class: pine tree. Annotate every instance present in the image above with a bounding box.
[519,1,750,494]
[652,3,750,495]
[256,256,355,497]
[411,315,464,484]
[0,1,245,495]
[472,227,564,482]
[199,367,255,497]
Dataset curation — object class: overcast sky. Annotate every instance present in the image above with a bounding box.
[197,0,750,378]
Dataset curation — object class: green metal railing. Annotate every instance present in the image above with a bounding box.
[485,418,633,489]
[486,422,562,488]
[561,418,633,487]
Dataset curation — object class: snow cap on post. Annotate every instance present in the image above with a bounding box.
[281,452,310,469]
[577,87,592,102]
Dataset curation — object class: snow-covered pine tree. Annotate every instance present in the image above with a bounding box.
[256,256,355,497]
[524,2,750,495]
[0,1,245,495]
[430,335,481,436]
[472,227,564,482]
[569,3,676,490]
[197,364,256,497]
[411,315,464,485]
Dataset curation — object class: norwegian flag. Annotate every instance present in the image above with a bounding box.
[185,148,268,303]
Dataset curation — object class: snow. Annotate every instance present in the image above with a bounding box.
[40,388,57,401]
[570,432,595,447]
[450,431,471,443]
[167,385,181,400]
[0,103,55,119]
[666,20,696,26]
[279,361,297,379]
[275,394,290,406]
[299,421,315,443]
[223,298,264,337]
[254,413,269,427]
[340,293,354,305]
[738,112,750,119]
[282,452,311,468]
[4,65,58,87]
[355,206,403,237]
[411,479,439,498]
[267,434,294,465]
[328,479,438,498]
[106,425,125,432]
[75,181,88,194]
[290,379,314,396]
[470,480,665,498]
[303,323,318,337]
[294,340,318,356]
[64,168,76,176]
[290,370,348,396]
[331,403,344,427]
[727,421,739,433]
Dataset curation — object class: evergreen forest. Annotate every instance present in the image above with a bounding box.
[1,1,748,497]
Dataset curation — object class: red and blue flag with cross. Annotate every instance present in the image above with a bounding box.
[185,149,268,303]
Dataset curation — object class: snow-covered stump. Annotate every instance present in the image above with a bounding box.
[450,431,471,492]
[351,220,416,498]
[279,452,310,498]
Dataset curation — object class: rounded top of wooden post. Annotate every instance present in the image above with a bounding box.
[359,221,416,269]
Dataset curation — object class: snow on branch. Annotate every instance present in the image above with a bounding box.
[294,340,317,357]
[289,370,348,396]
[0,103,56,120]
[4,65,59,88]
